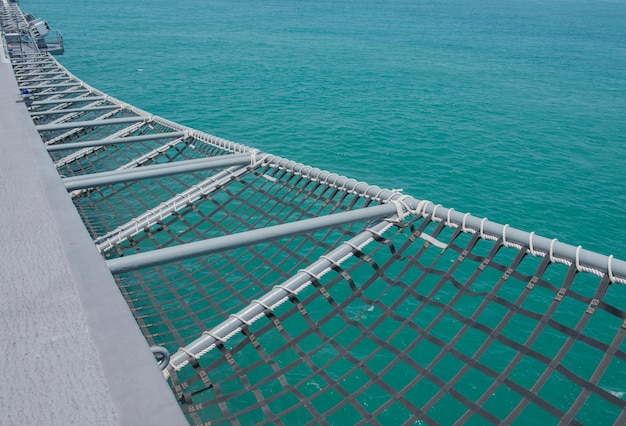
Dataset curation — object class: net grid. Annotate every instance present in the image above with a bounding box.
[156,215,626,425]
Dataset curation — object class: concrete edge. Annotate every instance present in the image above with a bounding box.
[10,67,188,425]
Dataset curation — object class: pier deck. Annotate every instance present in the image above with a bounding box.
[0,44,186,425]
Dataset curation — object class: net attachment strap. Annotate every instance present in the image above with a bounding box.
[608,255,617,283]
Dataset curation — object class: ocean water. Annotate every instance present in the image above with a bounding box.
[24,0,626,259]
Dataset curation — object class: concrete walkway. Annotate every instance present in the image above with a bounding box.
[0,49,186,424]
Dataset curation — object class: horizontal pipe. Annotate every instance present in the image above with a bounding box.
[20,82,80,91]
[15,67,66,78]
[17,71,65,78]
[11,57,52,63]
[11,55,51,61]
[35,116,144,132]
[12,60,55,67]
[27,89,90,98]
[15,68,59,77]
[31,105,119,117]
[63,153,251,191]
[13,58,55,63]
[106,203,396,275]
[29,96,105,106]
[46,131,185,152]
[18,76,67,85]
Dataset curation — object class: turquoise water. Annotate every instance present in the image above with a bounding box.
[24,0,626,259]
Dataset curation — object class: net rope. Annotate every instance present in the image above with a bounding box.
[4,20,626,423]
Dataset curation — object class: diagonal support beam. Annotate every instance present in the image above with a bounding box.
[12,60,55,67]
[116,136,188,170]
[46,132,185,152]
[28,94,99,106]
[17,72,66,82]
[27,89,89,102]
[47,104,120,126]
[95,164,252,252]
[27,90,91,100]
[13,61,56,68]
[15,70,60,80]
[63,153,252,191]
[106,203,397,274]
[52,120,148,166]
[17,74,68,82]
[31,105,118,117]
[66,134,189,198]
[36,116,143,132]
[16,70,65,79]
[20,82,81,91]
[20,77,75,90]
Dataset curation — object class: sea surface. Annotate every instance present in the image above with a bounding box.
[24,0,626,259]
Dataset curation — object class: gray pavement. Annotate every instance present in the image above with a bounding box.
[0,48,186,425]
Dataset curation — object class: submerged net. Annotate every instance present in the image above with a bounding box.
[6,26,626,424]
